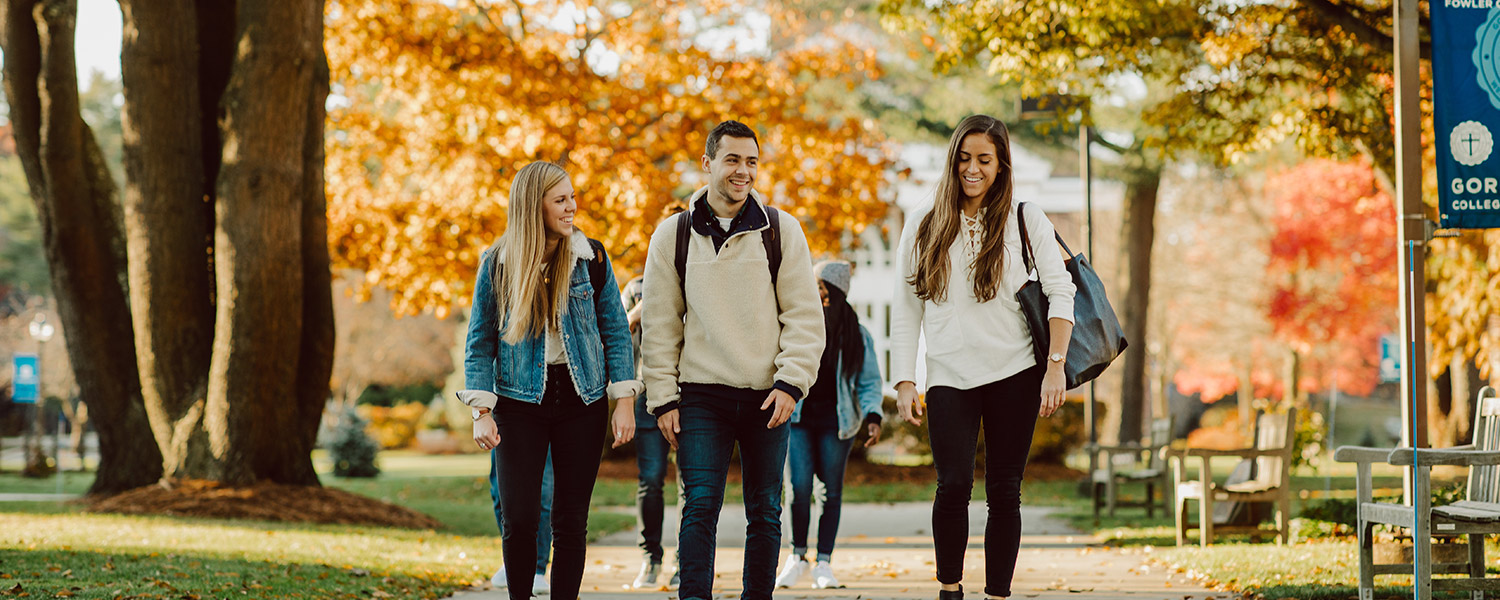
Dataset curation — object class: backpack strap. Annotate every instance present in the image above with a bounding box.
[762,205,781,286]
[1016,202,1038,275]
[586,237,607,294]
[674,209,692,296]
[674,203,783,294]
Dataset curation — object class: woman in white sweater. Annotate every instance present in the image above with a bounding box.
[890,115,1077,600]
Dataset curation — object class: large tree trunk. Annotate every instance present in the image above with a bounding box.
[1116,167,1160,444]
[205,0,321,485]
[119,0,218,479]
[0,0,163,494]
[264,24,333,486]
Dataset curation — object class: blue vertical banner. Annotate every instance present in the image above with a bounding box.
[12,354,38,404]
[1435,1,1500,228]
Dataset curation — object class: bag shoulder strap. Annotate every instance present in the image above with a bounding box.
[674,209,692,295]
[586,237,607,294]
[762,205,781,286]
[1016,202,1038,273]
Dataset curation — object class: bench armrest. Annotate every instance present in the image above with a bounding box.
[1388,447,1500,467]
[1333,445,1398,464]
[1160,446,1280,460]
[1086,443,1149,455]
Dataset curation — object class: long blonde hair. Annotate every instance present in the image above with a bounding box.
[492,161,575,344]
[907,114,1015,304]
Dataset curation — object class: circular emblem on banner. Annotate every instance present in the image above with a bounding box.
[1452,121,1494,167]
[1477,7,1500,109]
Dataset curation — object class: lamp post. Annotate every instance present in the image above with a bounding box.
[27,313,55,480]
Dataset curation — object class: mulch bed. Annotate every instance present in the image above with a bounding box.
[86,478,444,530]
[596,456,1084,484]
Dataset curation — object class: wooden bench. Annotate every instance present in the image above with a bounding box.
[1335,386,1500,600]
[1086,417,1172,518]
[1162,408,1295,546]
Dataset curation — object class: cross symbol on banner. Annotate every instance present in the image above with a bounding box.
[1467,133,1482,155]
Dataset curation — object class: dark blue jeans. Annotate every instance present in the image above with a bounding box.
[490,447,553,574]
[786,423,854,560]
[634,416,684,564]
[676,385,790,600]
[927,366,1043,599]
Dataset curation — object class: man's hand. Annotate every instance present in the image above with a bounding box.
[895,381,923,426]
[762,389,796,428]
[473,413,500,450]
[1040,366,1066,418]
[657,409,681,450]
[611,398,637,448]
[862,422,882,448]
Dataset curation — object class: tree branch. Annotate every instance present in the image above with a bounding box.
[0,0,48,200]
[1297,0,1430,61]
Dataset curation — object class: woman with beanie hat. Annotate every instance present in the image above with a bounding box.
[775,259,885,590]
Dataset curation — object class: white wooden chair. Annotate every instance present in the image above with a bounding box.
[1163,408,1296,546]
[1335,386,1500,600]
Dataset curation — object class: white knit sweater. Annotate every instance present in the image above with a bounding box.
[890,201,1076,391]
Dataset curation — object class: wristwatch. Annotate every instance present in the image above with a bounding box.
[471,406,492,421]
[1048,353,1065,364]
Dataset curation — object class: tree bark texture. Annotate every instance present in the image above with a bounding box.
[206,0,321,485]
[0,0,164,494]
[1,0,332,490]
[1116,168,1160,444]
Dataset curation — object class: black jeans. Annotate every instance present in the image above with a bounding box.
[675,384,791,600]
[494,365,608,600]
[927,366,1043,598]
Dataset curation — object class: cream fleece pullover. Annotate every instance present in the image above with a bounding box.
[640,189,826,413]
[890,201,1076,392]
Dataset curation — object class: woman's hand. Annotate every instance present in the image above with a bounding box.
[474,413,500,450]
[611,397,637,448]
[1040,366,1066,418]
[895,381,923,426]
[862,422,883,448]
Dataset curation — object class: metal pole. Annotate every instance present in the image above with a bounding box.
[1394,0,1428,473]
[1394,0,1427,595]
[1081,125,1099,521]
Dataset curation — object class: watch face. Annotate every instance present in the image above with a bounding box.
[1050,353,1064,362]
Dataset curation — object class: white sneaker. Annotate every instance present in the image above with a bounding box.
[532,573,551,596]
[775,557,808,589]
[490,566,507,589]
[810,561,843,589]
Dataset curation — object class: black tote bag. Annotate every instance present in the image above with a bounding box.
[1015,203,1128,389]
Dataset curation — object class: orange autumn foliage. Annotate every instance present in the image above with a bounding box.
[325,0,894,316]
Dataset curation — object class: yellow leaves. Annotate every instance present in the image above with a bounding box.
[326,0,892,315]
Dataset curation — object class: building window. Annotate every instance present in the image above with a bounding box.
[884,304,891,337]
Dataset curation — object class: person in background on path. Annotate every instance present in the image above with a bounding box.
[889,115,1076,600]
[640,120,826,600]
[621,276,682,590]
[775,259,885,590]
[459,160,643,600]
[489,452,555,595]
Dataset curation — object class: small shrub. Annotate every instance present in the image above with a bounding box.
[1299,497,1359,527]
[330,408,381,478]
[359,402,427,449]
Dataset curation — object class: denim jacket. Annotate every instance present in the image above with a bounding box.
[461,231,640,408]
[789,324,885,440]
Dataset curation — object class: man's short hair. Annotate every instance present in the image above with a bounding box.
[705,120,759,161]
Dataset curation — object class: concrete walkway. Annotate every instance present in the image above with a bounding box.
[449,503,1218,600]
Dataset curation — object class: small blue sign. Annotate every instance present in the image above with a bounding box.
[1435,2,1500,228]
[1379,334,1401,383]
[12,354,38,404]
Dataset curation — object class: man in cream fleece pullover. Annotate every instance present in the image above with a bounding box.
[640,120,825,600]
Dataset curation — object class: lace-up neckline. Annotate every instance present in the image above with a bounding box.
[960,210,984,268]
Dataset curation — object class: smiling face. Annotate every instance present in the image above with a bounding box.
[957,132,1000,203]
[702,135,759,207]
[540,178,576,240]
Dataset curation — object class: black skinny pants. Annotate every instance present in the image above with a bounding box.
[493,365,608,600]
[927,366,1043,598]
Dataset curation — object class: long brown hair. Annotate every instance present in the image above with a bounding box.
[907,114,1015,304]
[491,161,575,344]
